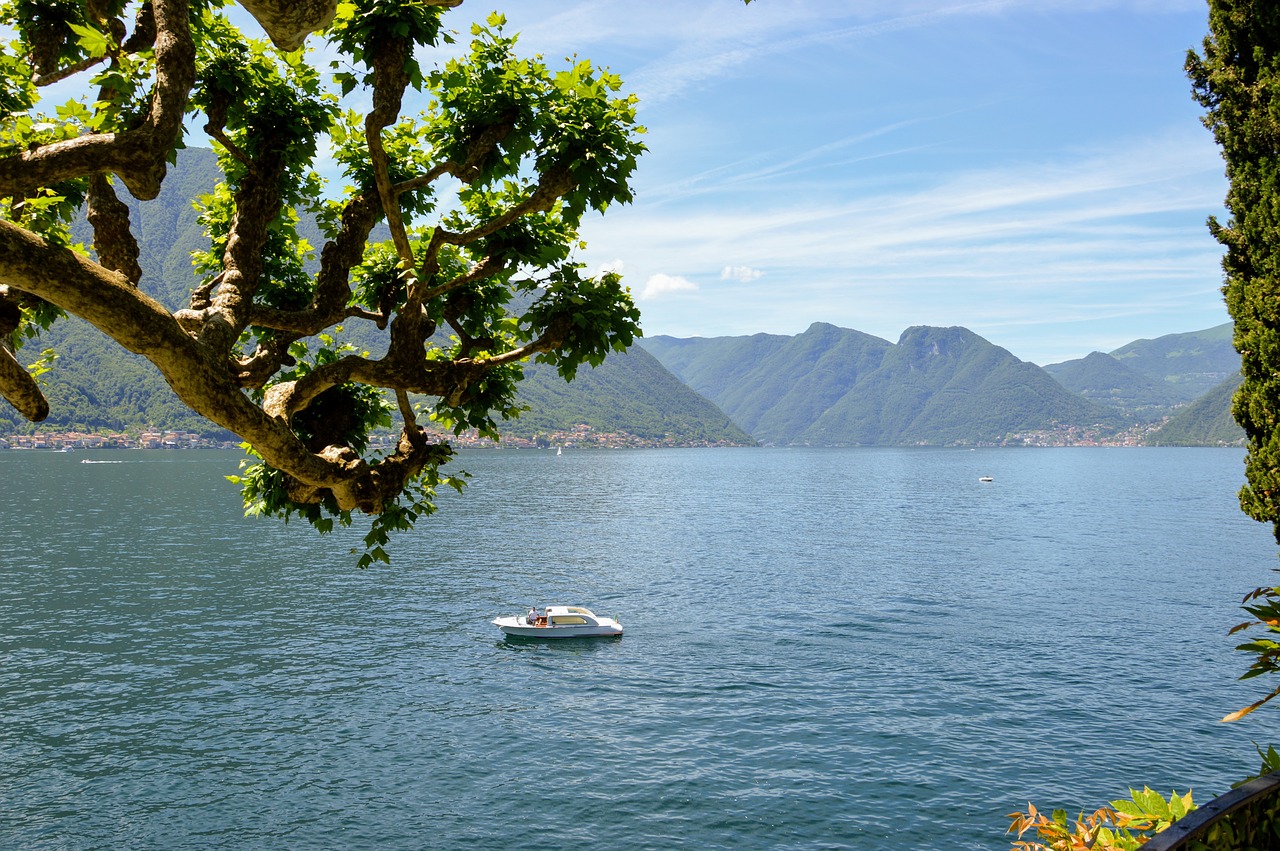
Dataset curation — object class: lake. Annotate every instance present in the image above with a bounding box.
[0,446,1276,849]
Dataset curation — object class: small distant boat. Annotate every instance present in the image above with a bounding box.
[979,476,994,483]
[493,606,623,639]
[556,446,562,456]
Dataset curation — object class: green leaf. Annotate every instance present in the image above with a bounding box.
[68,22,112,58]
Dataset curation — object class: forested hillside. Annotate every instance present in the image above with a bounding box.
[1,148,752,446]
[644,323,894,444]
[2,148,224,436]
[1106,323,1237,401]
[0,149,1248,449]
[1146,374,1245,446]
[1042,351,1183,420]
[643,324,1116,446]
[1044,324,1237,410]
[509,347,753,445]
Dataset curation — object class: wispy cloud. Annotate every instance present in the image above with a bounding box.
[722,265,766,283]
[579,126,1226,358]
[420,0,1219,363]
[451,0,1206,110]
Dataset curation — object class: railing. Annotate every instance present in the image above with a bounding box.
[1143,770,1280,850]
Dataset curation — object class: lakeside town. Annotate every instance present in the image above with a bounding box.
[0,422,751,452]
[0,417,1208,452]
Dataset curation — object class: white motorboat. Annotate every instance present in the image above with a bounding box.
[492,606,623,638]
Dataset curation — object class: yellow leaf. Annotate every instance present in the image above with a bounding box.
[1223,683,1280,722]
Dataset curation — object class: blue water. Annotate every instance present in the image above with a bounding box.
[0,447,1276,849]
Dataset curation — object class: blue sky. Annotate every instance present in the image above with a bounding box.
[26,1,1221,366]
[427,0,1225,366]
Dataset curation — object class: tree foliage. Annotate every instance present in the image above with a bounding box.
[1007,788,1195,851]
[1188,0,1280,721]
[1189,0,1280,535]
[1006,3,1280,846]
[0,0,667,557]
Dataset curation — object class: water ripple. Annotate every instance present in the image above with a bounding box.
[0,448,1274,849]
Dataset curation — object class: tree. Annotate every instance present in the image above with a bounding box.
[1006,4,1280,847]
[1188,0,1280,722]
[0,0,660,563]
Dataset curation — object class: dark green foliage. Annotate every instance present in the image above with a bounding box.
[1186,787,1280,850]
[1188,0,1280,534]
[1182,0,1280,774]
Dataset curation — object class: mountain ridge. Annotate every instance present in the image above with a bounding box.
[0,147,1246,449]
[644,324,1121,447]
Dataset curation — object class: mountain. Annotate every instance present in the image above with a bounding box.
[509,347,754,445]
[1042,351,1182,421]
[800,326,1113,445]
[1106,323,1238,401]
[644,323,893,444]
[1039,324,1243,444]
[643,324,1116,446]
[640,332,790,400]
[3,148,752,446]
[69,146,221,311]
[1,147,1251,448]
[1146,374,1245,446]
[0,316,226,436]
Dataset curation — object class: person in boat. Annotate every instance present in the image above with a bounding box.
[528,606,538,626]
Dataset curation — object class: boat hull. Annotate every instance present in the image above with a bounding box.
[491,617,622,639]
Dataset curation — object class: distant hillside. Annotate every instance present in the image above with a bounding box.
[1,147,231,437]
[645,323,893,444]
[1040,324,1243,443]
[1146,374,1245,446]
[1042,351,1182,421]
[509,347,754,445]
[0,143,1252,449]
[69,146,221,311]
[0,316,224,436]
[643,324,1116,446]
[801,326,1114,445]
[640,332,790,401]
[4,148,751,446]
[1107,323,1238,401]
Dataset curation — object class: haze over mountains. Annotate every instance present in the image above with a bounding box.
[0,148,1245,448]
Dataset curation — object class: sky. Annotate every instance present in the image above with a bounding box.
[23,1,1222,366]
[402,0,1227,366]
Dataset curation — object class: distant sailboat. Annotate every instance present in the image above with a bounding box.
[557,445,562,456]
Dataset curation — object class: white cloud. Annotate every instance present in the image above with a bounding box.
[721,265,766,283]
[640,273,698,300]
